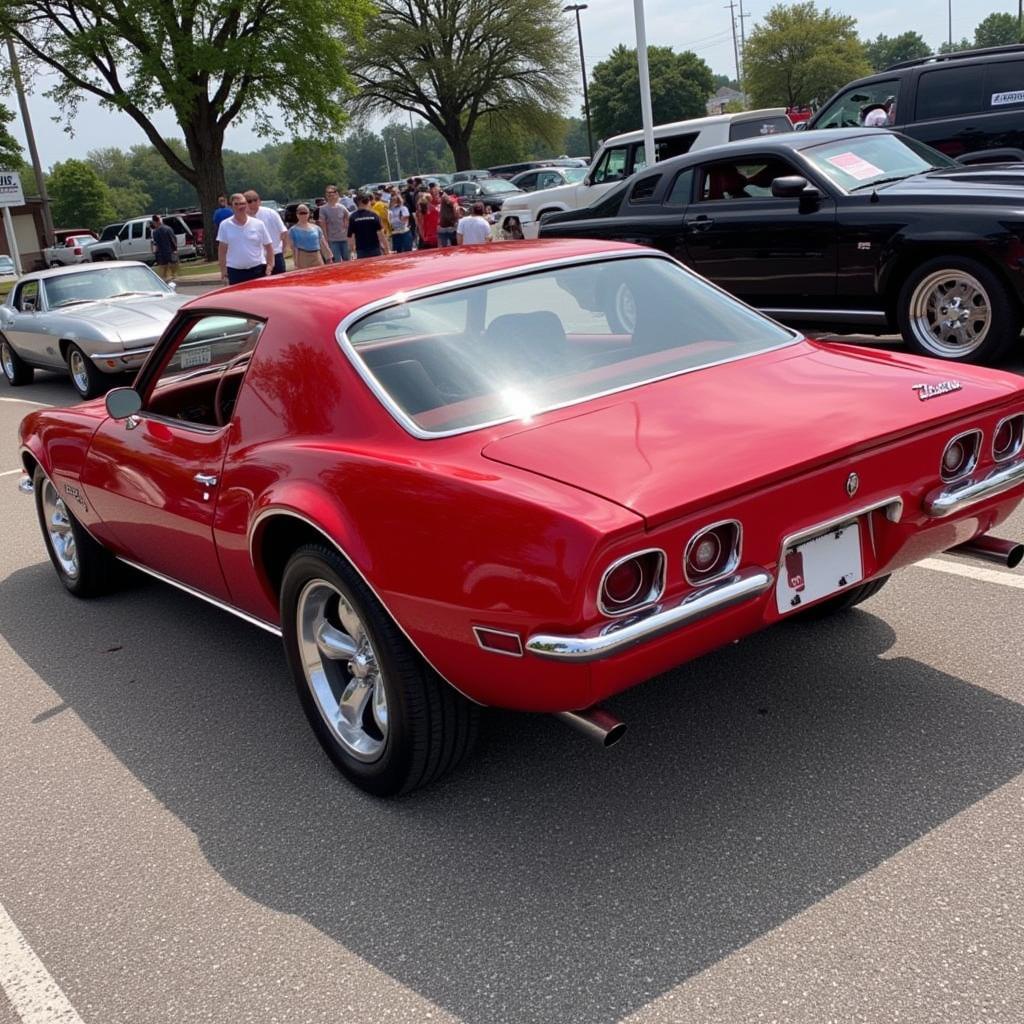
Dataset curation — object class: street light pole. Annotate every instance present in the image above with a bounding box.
[563,4,593,159]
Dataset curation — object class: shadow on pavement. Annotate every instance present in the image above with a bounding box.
[5,562,1024,1024]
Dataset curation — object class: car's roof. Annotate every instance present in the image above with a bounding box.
[186,239,642,320]
[19,261,161,283]
[603,108,790,146]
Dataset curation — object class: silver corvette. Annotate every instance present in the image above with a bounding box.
[0,262,189,399]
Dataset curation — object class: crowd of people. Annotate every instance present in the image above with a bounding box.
[210,178,502,286]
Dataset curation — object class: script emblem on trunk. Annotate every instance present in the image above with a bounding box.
[913,380,962,401]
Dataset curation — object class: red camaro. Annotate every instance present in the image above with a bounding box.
[18,240,1024,795]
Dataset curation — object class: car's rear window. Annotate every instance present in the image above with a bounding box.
[729,116,793,140]
[342,256,796,436]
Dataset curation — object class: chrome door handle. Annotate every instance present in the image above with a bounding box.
[194,473,218,487]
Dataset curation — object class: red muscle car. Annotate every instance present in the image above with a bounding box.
[18,240,1024,795]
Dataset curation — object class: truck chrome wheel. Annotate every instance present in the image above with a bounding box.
[296,578,388,762]
[40,477,79,580]
[907,268,991,358]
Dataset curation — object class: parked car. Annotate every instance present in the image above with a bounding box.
[488,159,586,178]
[17,240,1024,796]
[446,176,523,210]
[0,261,189,398]
[451,169,493,182]
[540,127,1024,364]
[53,228,98,245]
[0,253,16,281]
[807,43,1024,163]
[87,215,197,264]
[42,234,98,268]
[500,108,793,239]
[283,200,321,227]
[417,171,453,186]
[510,166,588,192]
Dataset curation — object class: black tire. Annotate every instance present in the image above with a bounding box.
[604,280,637,334]
[1,336,34,386]
[66,343,107,399]
[797,574,890,620]
[33,467,119,597]
[280,543,479,796]
[897,256,1020,365]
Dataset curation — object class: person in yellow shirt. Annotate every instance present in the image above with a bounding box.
[372,191,392,249]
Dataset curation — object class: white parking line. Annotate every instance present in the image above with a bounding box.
[0,899,85,1023]
[1,468,24,477]
[0,397,53,407]
[917,557,1024,589]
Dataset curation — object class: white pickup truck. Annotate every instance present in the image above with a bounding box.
[86,215,197,264]
[41,232,98,268]
[500,109,792,239]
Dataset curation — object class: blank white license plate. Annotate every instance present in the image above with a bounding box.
[776,520,864,614]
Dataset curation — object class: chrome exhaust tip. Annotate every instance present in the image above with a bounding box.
[555,706,626,747]
[949,534,1024,569]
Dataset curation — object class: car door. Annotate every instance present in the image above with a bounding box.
[516,172,539,192]
[81,312,264,601]
[681,153,837,306]
[2,279,63,367]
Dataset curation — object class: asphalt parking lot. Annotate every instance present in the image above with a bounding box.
[2,332,1024,1023]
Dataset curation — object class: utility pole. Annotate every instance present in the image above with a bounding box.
[725,1,742,95]
[408,111,420,173]
[5,36,54,247]
[738,0,749,104]
[383,139,392,182]
[393,135,402,180]
[633,0,655,168]
[563,5,594,159]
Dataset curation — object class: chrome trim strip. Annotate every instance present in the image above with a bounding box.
[924,458,1024,518]
[941,428,982,482]
[115,556,283,636]
[471,626,524,658]
[760,307,887,322]
[778,497,903,558]
[333,250,802,440]
[525,568,773,662]
[597,547,666,617]
[683,519,742,587]
[992,413,1024,464]
[247,507,478,702]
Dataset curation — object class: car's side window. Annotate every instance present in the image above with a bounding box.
[629,173,662,204]
[665,168,695,206]
[117,224,130,241]
[985,61,1024,110]
[591,146,631,185]
[142,314,265,428]
[518,173,538,191]
[14,280,39,312]
[131,221,144,240]
[538,171,561,189]
[697,158,799,201]
[815,80,900,129]
[916,66,985,120]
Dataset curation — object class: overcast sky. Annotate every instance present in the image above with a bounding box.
[1,0,1014,169]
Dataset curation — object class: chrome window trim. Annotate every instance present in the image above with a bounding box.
[247,507,477,703]
[941,428,982,482]
[333,250,802,440]
[992,414,1024,463]
[598,547,667,618]
[683,519,742,587]
[471,626,524,658]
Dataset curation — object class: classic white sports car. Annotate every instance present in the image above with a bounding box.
[0,261,189,398]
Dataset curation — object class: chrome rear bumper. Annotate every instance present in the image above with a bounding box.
[924,457,1024,517]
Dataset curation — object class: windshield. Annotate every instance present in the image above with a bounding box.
[344,256,797,435]
[804,133,956,192]
[43,265,170,307]
[563,167,587,183]
[479,179,521,193]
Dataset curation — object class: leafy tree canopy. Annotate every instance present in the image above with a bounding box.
[277,141,348,200]
[938,37,973,53]
[0,0,369,255]
[589,45,714,141]
[744,2,870,108]
[47,159,115,231]
[350,0,575,169]
[863,31,931,72]
[0,103,28,175]
[974,12,1019,47]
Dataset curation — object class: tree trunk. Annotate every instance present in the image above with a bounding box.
[440,116,473,170]
[183,120,227,261]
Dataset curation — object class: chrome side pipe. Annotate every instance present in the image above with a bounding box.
[949,534,1024,568]
[555,706,626,747]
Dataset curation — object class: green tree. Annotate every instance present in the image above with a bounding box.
[277,140,347,199]
[350,0,575,169]
[1,0,369,256]
[744,2,871,108]
[562,117,591,159]
[863,31,931,71]
[0,103,29,174]
[939,37,973,53]
[975,12,1019,47]
[712,73,740,91]
[588,45,714,140]
[47,159,115,230]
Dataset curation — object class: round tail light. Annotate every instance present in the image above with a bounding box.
[604,559,643,606]
[993,415,1023,462]
[940,430,980,481]
[685,521,741,585]
[599,550,664,616]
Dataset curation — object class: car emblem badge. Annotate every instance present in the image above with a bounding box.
[913,380,962,401]
[846,472,859,497]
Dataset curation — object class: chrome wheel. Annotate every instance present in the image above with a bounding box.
[1,342,14,381]
[41,477,79,580]
[296,579,388,762]
[68,348,91,396]
[611,283,637,333]
[907,269,992,358]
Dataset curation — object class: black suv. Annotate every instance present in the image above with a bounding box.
[807,44,1024,163]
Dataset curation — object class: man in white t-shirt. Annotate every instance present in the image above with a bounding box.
[455,201,492,245]
[216,193,274,285]
[244,190,289,273]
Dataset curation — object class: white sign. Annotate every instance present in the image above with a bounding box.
[992,91,1024,107]
[0,171,25,208]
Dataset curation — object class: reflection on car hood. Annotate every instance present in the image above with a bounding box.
[878,164,1024,199]
[482,340,1023,526]
[54,294,189,342]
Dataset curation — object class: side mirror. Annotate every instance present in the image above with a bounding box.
[771,176,810,198]
[167,281,177,292]
[105,387,142,420]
